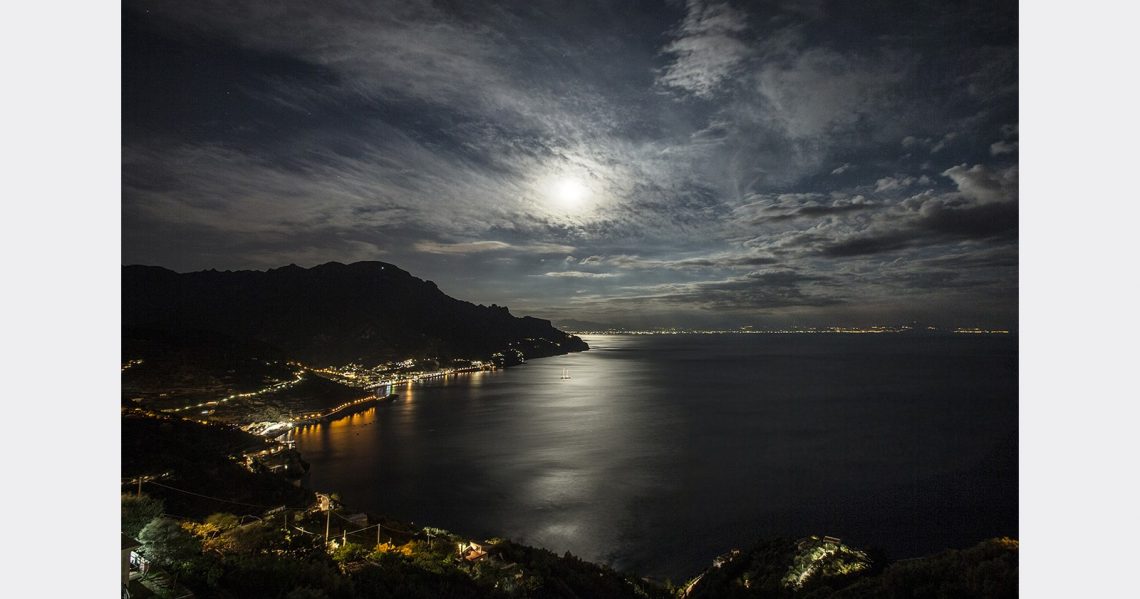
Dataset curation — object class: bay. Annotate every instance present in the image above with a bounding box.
[291,333,1018,579]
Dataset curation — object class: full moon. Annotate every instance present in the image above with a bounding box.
[552,177,590,209]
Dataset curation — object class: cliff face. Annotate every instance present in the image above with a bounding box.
[123,261,588,366]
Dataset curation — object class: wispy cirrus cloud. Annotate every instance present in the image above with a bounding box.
[657,0,751,98]
[753,47,912,140]
[599,254,779,271]
[416,240,575,255]
[875,176,930,193]
[542,271,619,279]
[733,193,879,224]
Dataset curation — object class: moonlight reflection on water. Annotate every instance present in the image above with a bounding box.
[293,334,1017,578]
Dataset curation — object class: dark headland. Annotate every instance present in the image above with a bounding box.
[123,261,589,367]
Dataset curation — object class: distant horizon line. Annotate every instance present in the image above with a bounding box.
[563,326,1013,335]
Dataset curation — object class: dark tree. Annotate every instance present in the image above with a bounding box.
[121,493,164,538]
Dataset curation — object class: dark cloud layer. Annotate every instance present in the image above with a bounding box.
[123,0,1017,328]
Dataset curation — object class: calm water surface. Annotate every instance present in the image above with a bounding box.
[292,334,1017,578]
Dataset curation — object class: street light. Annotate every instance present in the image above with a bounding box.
[316,493,333,549]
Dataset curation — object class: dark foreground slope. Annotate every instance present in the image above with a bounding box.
[123,261,588,366]
[683,535,1017,599]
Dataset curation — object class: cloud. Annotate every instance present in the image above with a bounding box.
[790,203,876,218]
[543,271,618,279]
[738,162,1018,260]
[901,132,957,153]
[989,123,1019,158]
[123,134,544,244]
[657,0,751,97]
[817,183,1018,258]
[929,132,958,153]
[831,163,854,175]
[873,175,931,192]
[136,1,522,114]
[754,47,911,139]
[963,46,1018,101]
[735,193,878,223]
[602,253,779,270]
[121,142,413,235]
[941,164,1018,204]
[413,240,575,255]
[912,197,1018,238]
[918,244,1019,271]
[990,140,1018,155]
[874,176,916,192]
[414,240,513,254]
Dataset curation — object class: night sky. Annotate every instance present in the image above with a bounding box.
[122,0,1018,329]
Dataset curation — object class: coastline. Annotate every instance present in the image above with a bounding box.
[264,350,580,439]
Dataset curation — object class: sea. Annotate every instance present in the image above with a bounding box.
[290,333,1018,579]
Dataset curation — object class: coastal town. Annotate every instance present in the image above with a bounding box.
[120,355,502,450]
